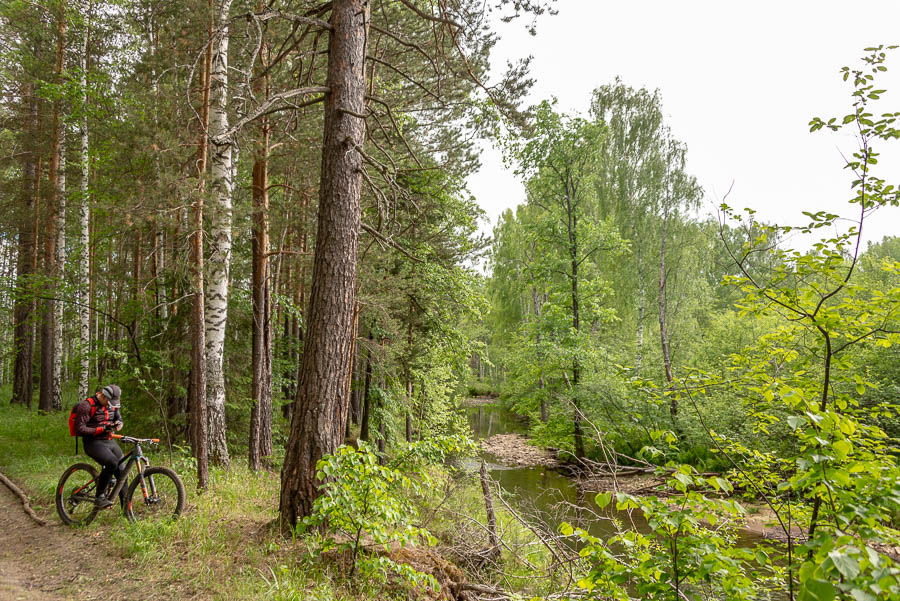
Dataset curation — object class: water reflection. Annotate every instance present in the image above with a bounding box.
[464,402,767,545]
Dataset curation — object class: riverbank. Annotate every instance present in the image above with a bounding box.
[479,434,559,468]
[467,402,803,542]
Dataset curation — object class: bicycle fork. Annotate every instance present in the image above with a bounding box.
[134,458,158,504]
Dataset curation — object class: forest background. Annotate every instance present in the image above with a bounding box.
[1,1,899,600]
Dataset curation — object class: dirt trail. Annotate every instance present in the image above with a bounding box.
[0,480,166,601]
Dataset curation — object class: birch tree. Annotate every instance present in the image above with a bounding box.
[77,0,91,400]
[204,0,234,467]
[514,103,626,460]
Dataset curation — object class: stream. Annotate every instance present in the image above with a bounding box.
[464,401,769,548]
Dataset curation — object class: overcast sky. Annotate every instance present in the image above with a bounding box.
[467,1,900,251]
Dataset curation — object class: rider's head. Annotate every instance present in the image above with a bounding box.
[98,384,121,409]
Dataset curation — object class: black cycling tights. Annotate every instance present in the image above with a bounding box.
[83,438,125,501]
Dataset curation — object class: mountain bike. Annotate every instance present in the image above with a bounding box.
[55,434,185,526]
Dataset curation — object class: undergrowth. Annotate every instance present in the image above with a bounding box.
[0,402,552,600]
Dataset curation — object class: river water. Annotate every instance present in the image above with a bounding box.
[465,401,768,547]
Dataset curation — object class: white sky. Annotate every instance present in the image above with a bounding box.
[467,1,900,251]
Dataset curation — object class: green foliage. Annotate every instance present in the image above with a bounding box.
[566,470,768,600]
[533,46,900,601]
[301,436,475,590]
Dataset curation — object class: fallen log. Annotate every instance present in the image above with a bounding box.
[0,470,48,526]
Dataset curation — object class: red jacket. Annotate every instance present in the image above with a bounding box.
[73,397,121,440]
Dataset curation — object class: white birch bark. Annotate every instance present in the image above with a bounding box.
[151,11,167,322]
[78,14,91,400]
[204,0,233,467]
[53,131,66,410]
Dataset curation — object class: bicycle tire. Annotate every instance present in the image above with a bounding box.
[55,463,100,526]
[124,466,185,522]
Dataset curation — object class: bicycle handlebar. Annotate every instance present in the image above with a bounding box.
[111,434,160,444]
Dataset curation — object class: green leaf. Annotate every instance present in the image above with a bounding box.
[788,415,806,430]
[595,492,611,509]
[829,550,860,580]
[559,522,574,536]
[850,589,875,601]
[832,439,852,460]
[801,578,836,601]
[673,472,693,489]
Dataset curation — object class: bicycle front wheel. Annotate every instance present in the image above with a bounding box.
[55,463,100,526]
[125,466,185,522]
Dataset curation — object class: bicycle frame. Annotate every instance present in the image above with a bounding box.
[63,444,147,506]
[106,435,165,512]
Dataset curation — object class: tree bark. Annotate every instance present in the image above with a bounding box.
[203,0,234,468]
[11,88,38,408]
[479,460,501,553]
[53,129,66,409]
[280,0,369,532]
[531,285,548,423]
[567,184,585,460]
[249,59,273,469]
[77,7,91,400]
[359,343,372,441]
[658,207,675,417]
[190,9,213,490]
[39,4,67,413]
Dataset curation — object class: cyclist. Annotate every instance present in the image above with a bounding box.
[72,384,124,508]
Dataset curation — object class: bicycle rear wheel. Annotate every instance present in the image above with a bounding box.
[125,466,185,522]
[55,463,100,526]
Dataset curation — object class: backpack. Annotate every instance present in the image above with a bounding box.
[68,397,97,454]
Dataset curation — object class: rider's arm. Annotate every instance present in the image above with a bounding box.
[74,401,104,437]
[112,408,123,431]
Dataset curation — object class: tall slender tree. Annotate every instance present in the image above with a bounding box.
[204,0,234,467]
[280,0,370,529]
[39,0,67,413]
[11,86,38,408]
[249,10,273,470]
[77,0,92,400]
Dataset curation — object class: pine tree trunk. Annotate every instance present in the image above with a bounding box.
[190,11,213,490]
[203,0,233,468]
[280,0,369,532]
[151,13,167,322]
[249,81,273,469]
[12,89,38,408]
[40,5,67,413]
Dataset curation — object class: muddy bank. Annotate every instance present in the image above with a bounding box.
[578,473,666,497]
[464,396,500,407]
[479,434,559,468]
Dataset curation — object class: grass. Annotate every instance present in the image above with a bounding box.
[0,401,406,600]
[0,400,560,600]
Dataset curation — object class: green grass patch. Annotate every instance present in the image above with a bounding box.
[0,403,499,600]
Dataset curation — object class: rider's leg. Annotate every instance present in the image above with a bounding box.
[83,439,123,506]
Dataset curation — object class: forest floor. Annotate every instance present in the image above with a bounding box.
[0,484,160,601]
[0,479,189,601]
